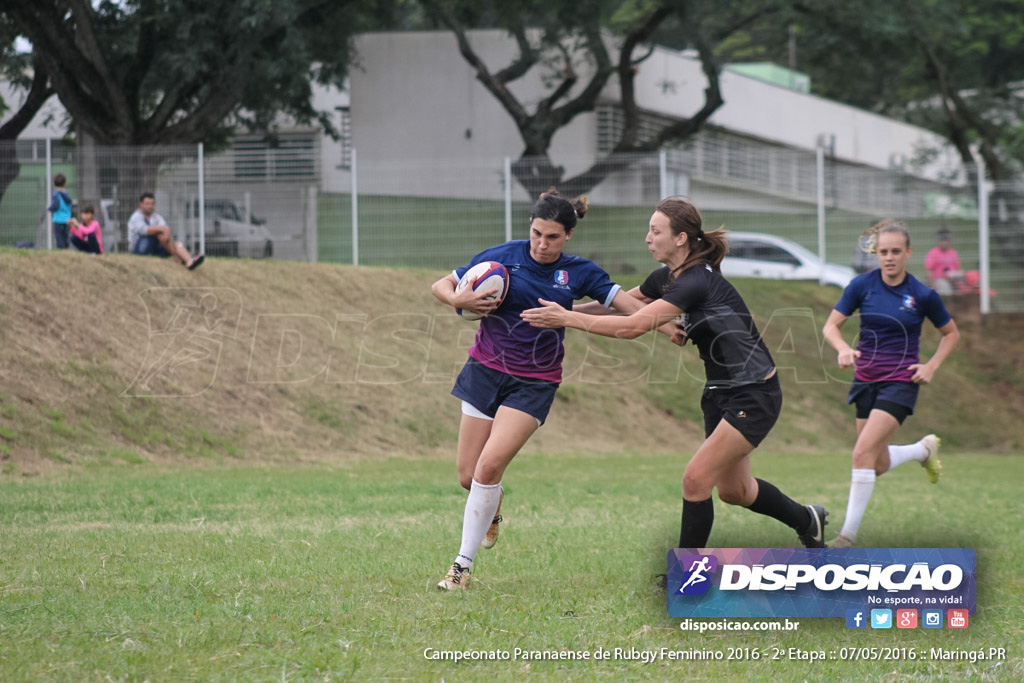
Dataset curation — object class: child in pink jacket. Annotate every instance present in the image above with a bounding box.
[68,204,104,254]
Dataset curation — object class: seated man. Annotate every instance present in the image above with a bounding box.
[127,192,204,270]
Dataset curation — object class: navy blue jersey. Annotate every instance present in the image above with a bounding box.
[640,264,775,388]
[454,240,621,381]
[834,269,951,382]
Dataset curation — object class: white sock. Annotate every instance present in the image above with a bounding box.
[839,469,877,542]
[888,440,927,469]
[454,479,503,570]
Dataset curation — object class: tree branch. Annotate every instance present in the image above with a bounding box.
[427,1,531,130]
[494,23,538,84]
[0,57,53,139]
[649,27,723,150]
[541,17,616,129]
[617,6,673,150]
[922,42,1009,178]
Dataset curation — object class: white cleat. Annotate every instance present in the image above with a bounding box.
[920,434,942,484]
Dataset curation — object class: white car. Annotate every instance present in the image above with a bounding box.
[185,199,274,259]
[98,198,274,258]
[720,232,856,289]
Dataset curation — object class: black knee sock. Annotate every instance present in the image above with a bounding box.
[679,497,714,548]
[746,478,811,530]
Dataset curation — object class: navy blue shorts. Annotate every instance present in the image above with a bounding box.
[452,358,559,425]
[132,235,171,257]
[701,374,782,448]
[847,380,919,424]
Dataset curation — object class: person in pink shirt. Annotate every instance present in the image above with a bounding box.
[68,204,104,254]
[923,226,961,295]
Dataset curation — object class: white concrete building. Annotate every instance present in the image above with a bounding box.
[346,30,964,211]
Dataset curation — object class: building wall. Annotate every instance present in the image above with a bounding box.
[347,30,962,197]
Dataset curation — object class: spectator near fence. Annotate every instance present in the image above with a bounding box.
[47,173,73,250]
[923,226,962,295]
[127,192,204,270]
[67,204,103,254]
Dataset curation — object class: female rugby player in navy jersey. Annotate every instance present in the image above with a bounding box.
[822,220,959,548]
[522,197,828,552]
[430,189,641,590]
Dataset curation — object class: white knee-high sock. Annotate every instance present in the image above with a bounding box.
[888,440,927,469]
[839,469,877,542]
[455,480,503,570]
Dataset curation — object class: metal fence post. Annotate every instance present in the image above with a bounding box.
[659,150,668,199]
[198,143,206,256]
[815,144,831,286]
[504,157,512,243]
[976,159,991,315]
[307,185,318,262]
[45,138,52,250]
[351,148,359,266]
[815,144,826,286]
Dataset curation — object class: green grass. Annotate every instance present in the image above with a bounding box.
[1,451,1020,681]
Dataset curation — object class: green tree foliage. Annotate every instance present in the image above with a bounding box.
[716,0,1024,181]
[0,15,54,200]
[3,0,392,147]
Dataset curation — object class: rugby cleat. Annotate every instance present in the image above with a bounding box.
[481,488,503,550]
[920,434,942,484]
[797,504,828,548]
[437,562,471,591]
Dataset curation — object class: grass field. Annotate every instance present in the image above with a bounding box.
[1,450,1021,681]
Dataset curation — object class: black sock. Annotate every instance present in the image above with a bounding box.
[746,478,811,530]
[679,497,714,548]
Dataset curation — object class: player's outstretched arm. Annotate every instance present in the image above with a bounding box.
[522,297,680,340]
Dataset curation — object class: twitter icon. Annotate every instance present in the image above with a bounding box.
[871,609,892,629]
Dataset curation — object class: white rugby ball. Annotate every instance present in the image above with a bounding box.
[455,261,509,321]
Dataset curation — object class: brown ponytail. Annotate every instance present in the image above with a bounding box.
[655,197,729,276]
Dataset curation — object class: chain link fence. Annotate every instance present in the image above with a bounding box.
[0,139,317,260]
[2,137,1020,313]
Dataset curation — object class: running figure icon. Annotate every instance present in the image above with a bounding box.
[679,556,713,593]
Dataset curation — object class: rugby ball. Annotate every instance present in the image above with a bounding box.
[455,261,509,321]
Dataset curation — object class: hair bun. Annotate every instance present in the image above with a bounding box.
[572,195,589,220]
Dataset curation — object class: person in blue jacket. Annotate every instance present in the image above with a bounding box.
[48,173,73,249]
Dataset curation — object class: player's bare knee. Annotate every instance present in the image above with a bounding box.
[473,463,503,486]
[682,470,712,500]
[850,446,877,469]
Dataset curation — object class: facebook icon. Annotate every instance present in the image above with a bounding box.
[846,609,867,629]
